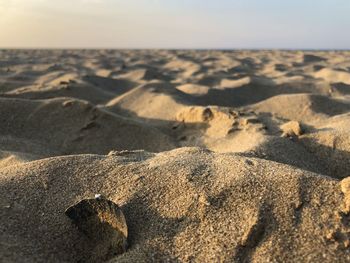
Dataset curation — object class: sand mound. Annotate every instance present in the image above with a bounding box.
[3,81,114,105]
[174,106,268,152]
[194,76,319,108]
[303,54,327,63]
[117,68,172,82]
[0,150,39,168]
[105,81,194,126]
[164,58,201,79]
[299,113,350,178]
[251,93,350,124]
[219,76,252,89]
[0,97,175,157]
[331,82,350,95]
[1,148,349,262]
[314,68,350,85]
[0,71,37,93]
[175,83,210,96]
[82,75,137,94]
[3,75,137,105]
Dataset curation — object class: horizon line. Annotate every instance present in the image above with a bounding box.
[1,47,350,51]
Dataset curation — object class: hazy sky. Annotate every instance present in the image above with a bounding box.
[0,0,349,49]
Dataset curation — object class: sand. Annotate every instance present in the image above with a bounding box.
[1,49,350,262]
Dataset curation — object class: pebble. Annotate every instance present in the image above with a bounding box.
[280,121,303,138]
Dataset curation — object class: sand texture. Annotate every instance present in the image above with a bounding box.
[1,50,350,262]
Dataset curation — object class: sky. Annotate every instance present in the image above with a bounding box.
[0,0,349,49]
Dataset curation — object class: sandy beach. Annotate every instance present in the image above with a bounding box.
[1,49,350,262]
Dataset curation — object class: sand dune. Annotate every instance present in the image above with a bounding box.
[250,93,350,123]
[0,97,175,156]
[314,68,350,84]
[1,149,349,262]
[1,50,350,262]
[105,81,194,128]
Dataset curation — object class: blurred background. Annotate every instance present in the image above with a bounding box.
[0,0,349,49]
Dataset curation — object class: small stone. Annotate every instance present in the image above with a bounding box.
[198,194,210,206]
[245,159,254,166]
[344,239,350,248]
[340,177,350,213]
[239,118,249,126]
[95,194,102,199]
[59,80,69,85]
[202,108,214,122]
[326,231,335,241]
[340,177,350,194]
[65,196,128,259]
[229,110,239,117]
[280,121,303,138]
[62,100,74,107]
